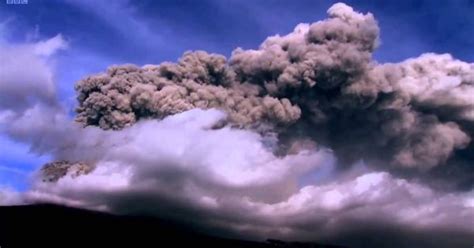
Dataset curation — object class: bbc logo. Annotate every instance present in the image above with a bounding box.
[6,0,28,4]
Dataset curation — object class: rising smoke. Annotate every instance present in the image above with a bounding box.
[75,3,474,175]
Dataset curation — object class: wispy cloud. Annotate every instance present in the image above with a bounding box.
[0,165,27,175]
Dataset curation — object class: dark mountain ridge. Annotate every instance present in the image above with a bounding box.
[0,204,347,248]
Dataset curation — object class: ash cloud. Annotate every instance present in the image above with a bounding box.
[1,3,474,248]
[75,51,301,130]
[74,3,474,176]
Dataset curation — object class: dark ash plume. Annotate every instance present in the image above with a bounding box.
[74,3,474,173]
[75,51,301,130]
[41,161,94,183]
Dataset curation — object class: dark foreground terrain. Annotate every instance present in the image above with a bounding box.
[0,204,346,248]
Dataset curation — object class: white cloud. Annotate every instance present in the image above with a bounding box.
[0,187,22,206]
[0,31,67,190]
[0,34,67,112]
[34,34,68,56]
[17,109,472,245]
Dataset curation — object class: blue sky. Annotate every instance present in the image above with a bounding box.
[1,0,473,190]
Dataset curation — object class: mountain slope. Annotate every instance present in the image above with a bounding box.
[0,204,346,248]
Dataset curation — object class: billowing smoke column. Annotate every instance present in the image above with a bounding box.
[75,3,474,174]
[75,52,302,130]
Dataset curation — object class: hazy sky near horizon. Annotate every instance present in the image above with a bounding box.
[0,0,473,190]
